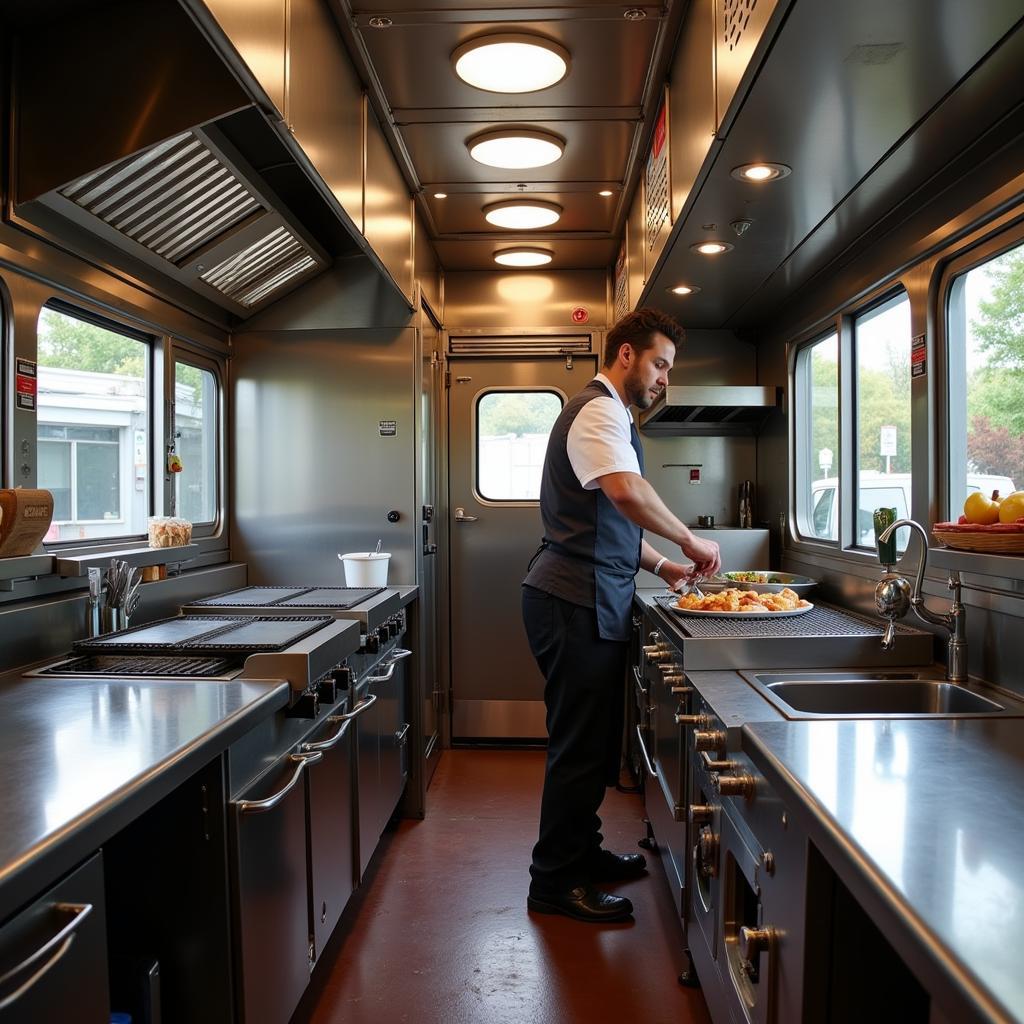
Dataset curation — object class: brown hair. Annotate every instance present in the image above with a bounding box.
[603,308,685,367]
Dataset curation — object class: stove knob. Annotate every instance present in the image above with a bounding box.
[366,633,380,654]
[317,678,338,704]
[388,620,400,638]
[331,666,352,688]
[739,926,773,964]
[712,772,755,799]
[693,730,726,752]
[645,648,672,664]
[675,712,708,727]
[377,626,390,645]
[689,804,714,825]
[286,692,320,719]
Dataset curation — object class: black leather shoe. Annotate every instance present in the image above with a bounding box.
[527,885,633,923]
[588,850,648,883]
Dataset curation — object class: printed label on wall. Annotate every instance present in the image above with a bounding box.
[379,420,397,436]
[911,334,927,378]
[15,359,37,411]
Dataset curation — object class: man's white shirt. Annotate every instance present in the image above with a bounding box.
[566,373,640,490]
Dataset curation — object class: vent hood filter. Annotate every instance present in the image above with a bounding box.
[36,127,328,318]
[639,385,781,436]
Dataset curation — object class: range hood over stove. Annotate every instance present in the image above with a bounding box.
[639,385,781,436]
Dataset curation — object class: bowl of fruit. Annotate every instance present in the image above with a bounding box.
[933,489,1024,553]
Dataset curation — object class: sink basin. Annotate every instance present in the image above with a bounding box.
[745,672,1019,719]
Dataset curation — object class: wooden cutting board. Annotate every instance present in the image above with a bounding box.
[0,488,54,557]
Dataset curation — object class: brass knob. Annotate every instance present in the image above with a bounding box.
[697,828,719,878]
[689,804,713,825]
[675,712,704,726]
[712,772,755,798]
[739,926,773,963]
[646,649,672,664]
[693,729,726,752]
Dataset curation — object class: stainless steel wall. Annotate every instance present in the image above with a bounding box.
[230,325,418,585]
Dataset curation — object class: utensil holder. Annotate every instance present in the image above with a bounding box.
[101,606,128,634]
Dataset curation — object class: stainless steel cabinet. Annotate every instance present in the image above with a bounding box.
[0,852,108,1023]
[356,649,411,878]
[231,752,320,1024]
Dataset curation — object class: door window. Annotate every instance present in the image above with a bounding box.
[173,360,219,523]
[476,390,562,501]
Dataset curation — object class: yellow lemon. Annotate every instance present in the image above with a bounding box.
[998,490,1024,523]
[964,490,1001,525]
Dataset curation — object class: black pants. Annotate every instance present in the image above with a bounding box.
[522,585,628,894]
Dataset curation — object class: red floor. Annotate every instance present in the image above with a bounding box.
[296,749,712,1024]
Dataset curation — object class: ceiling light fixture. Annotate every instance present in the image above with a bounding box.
[452,33,570,94]
[730,162,792,182]
[483,199,562,229]
[467,129,565,169]
[691,241,734,255]
[668,285,701,295]
[494,247,553,268]
[598,190,614,197]
[433,192,448,199]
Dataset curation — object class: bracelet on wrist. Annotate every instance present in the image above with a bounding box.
[653,556,668,578]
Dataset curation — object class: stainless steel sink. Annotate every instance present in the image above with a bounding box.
[744,671,1023,719]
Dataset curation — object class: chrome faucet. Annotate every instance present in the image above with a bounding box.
[873,519,967,682]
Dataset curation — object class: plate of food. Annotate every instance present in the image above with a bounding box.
[698,571,817,596]
[669,587,814,618]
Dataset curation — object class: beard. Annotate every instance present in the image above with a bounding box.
[625,367,658,409]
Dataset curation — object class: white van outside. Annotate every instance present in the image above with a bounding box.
[809,471,1016,547]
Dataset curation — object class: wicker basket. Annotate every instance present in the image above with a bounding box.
[931,526,1024,554]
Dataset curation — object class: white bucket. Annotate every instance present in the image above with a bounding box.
[338,551,391,587]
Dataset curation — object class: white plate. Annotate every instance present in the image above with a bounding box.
[700,571,817,596]
[666,600,814,619]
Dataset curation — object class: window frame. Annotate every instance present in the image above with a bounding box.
[937,223,1024,523]
[472,386,566,506]
[169,344,224,536]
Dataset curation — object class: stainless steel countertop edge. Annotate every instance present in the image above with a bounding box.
[741,724,1018,1024]
[0,678,290,924]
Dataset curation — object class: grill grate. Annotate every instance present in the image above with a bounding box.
[655,599,918,638]
[40,654,242,677]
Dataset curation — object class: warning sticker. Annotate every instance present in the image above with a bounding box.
[16,392,36,411]
[911,334,926,378]
[379,420,397,437]
[15,359,37,410]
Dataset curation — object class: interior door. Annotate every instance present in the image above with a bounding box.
[448,353,597,739]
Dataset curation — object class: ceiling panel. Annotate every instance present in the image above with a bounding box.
[433,237,617,270]
[425,190,618,233]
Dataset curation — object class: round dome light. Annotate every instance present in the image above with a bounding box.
[452,34,570,94]
[468,129,565,169]
[668,284,701,295]
[494,247,553,268]
[433,192,448,199]
[730,162,792,182]
[598,189,614,197]
[691,241,734,255]
[483,200,562,229]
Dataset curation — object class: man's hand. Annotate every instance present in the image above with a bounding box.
[680,534,721,577]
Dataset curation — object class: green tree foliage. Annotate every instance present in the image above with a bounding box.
[37,308,146,377]
[478,392,562,437]
[973,246,1024,370]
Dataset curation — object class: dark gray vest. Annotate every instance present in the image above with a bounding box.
[523,379,644,641]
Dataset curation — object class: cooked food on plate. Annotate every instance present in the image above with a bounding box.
[676,587,811,613]
[716,571,788,584]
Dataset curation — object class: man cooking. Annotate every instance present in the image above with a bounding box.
[522,307,721,923]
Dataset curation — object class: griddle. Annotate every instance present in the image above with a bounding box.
[37,654,242,678]
[188,586,385,610]
[72,615,334,656]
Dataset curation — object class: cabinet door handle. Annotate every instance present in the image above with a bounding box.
[301,716,353,753]
[366,649,411,683]
[395,723,411,744]
[337,692,378,720]
[233,752,322,815]
[635,725,658,779]
[0,902,93,1010]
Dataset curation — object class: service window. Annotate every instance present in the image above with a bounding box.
[476,390,562,501]
[854,293,912,552]
[37,305,151,543]
[173,358,219,524]
[794,332,839,542]
[946,240,1023,518]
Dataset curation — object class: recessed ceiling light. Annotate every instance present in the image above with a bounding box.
[730,162,792,182]
[691,241,734,255]
[452,33,570,94]
[668,285,701,295]
[598,190,614,197]
[433,192,448,199]
[468,129,565,169]
[483,200,562,229]
[494,247,553,268]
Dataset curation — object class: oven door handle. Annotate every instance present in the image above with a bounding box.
[233,751,322,814]
[0,902,93,1011]
[634,725,658,779]
[366,648,412,683]
[300,715,354,753]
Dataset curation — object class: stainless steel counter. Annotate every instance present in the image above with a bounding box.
[742,718,1024,1024]
[0,672,289,923]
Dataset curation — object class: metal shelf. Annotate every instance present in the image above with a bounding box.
[56,544,200,578]
[930,546,1024,580]
[0,554,56,591]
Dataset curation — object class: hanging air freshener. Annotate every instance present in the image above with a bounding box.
[167,444,184,474]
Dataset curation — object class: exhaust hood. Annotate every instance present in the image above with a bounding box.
[639,385,781,436]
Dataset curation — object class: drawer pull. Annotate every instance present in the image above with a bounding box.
[234,752,322,814]
[301,716,353,754]
[366,649,411,683]
[0,901,93,1010]
[635,725,658,779]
